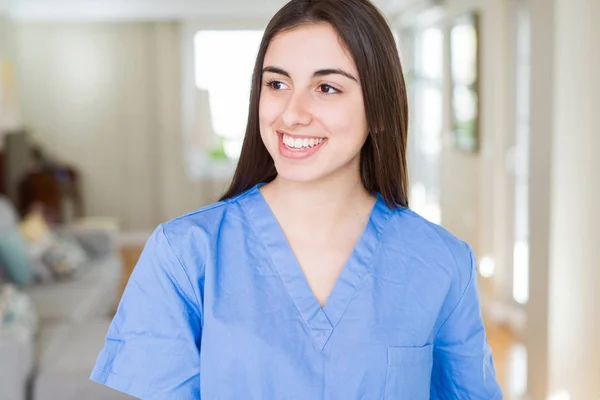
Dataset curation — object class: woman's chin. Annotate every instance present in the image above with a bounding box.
[273,164,328,185]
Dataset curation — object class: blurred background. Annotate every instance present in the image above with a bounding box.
[0,0,597,399]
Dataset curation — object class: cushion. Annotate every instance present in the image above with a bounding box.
[19,207,51,243]
[0,197,19,234]
[42,234,90,280]
[19,212,91,282]
[19,208,61,283]
[0,284,38,341]
[0,229,35,285]
[27,243,55,284]
[23,230,57,284]
[64,217,120,258]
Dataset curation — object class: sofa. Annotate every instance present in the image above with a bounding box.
[0,196,133,400]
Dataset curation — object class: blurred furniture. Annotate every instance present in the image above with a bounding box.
[1,130,31,204]
[1,130,83,224]
[18,167,84,225]
[0,196,130,400]
[0,328,33,400]
[0,151,5,194]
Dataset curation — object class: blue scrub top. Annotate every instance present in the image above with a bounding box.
[91,184,502,399]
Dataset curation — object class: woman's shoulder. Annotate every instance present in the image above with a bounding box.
[162,200,230,235]
[387,207,475,283]
[390,207,469,250]
[161,187,255,239]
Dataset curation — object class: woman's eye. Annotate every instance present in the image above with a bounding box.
[318,84,340,95]
[266,80,288,90]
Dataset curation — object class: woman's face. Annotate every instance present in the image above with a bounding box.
[259,23,368,184]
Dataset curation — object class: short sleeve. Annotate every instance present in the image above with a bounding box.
[430,245,503,399]
[90,224,202,399]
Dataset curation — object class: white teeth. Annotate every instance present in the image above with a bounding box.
[282,134,325,149]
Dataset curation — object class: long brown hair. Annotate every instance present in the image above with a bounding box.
[220,0,409,208]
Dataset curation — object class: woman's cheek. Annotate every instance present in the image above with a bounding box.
[259,95,281,126]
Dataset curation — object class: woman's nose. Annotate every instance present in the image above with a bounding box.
[280,90,313,127]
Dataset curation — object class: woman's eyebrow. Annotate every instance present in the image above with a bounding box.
[262,66,358,82]
[262,66,290,77]
[313,68,358,82]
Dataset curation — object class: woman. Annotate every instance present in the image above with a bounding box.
[91,0,502,398]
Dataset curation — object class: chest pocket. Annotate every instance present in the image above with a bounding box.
[384,345,433,400]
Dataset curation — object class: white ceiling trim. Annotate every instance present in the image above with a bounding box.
[8,0,287,21]
[5,0,422,22]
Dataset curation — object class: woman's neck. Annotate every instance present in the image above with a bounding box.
[260,172,375,240]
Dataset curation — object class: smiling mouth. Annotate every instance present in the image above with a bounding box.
[279,131,327,151]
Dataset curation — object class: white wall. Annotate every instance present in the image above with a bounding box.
[0,15,12,57]
[526,0,554,396]
[15,22,227,231]
[526,0,600,397]
[546,0,600,397]
[440,0,510,300]
[393,0,513,323]
[0,15,21,134]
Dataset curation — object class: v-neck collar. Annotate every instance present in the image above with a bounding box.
[240,183,393,350]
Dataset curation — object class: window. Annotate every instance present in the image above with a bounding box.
[194,30,263,160]
[407,26,444,224]
[512,3,531,305]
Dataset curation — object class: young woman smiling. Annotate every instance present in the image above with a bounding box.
[92,0,502,398]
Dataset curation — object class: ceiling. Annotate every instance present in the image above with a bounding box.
[0,0,423,21]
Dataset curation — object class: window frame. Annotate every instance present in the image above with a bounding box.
[180,20,266,180]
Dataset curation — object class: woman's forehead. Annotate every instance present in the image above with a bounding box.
[263,23,357,75]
